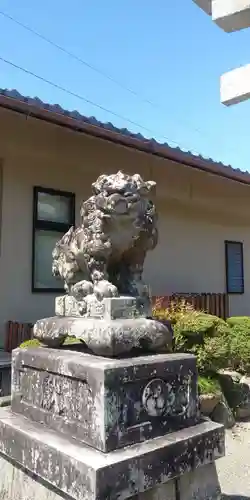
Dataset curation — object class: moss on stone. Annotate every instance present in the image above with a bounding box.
[19,339,42,349]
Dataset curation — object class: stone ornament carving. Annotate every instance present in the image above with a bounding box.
[142,378,171,417]
[142,377,191,418]
[52,171,158,317]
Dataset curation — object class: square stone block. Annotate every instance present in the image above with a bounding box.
[12,348,200,452]
[55,295,149,319]
[0,407,225,500]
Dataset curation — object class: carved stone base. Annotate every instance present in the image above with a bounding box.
[55,295,151,319]
[12,348,199,452]
[0,407,225,500]
[33,314,172,356]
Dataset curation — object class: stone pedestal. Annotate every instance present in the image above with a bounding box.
[34,295,173,357]
[0,452,221,500]
[11,348,200,452]
[0,343,225,499]
[0,169,225,499]
[0,407,223,500]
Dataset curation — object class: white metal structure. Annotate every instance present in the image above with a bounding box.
[193,0,250,105]
[220,64,250,106]
[194,0,250,32]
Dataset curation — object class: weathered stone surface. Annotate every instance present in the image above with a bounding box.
[55,295,151,319]
[0,454,223,500]
[199,394,221,417]
[130,481,176,500]
[0,453,177,500]
[35,172,170,357]
[211,399,235,429]
[0,407,225,500]
[218,369,250,419]
[235,375,250,419]
[178,462,221,500]
[33,315,172,356]
[52,171,158,312]
[0,455,64,500]
[12,348,199,452]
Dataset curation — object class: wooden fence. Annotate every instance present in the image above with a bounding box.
[152,293,229,320]
[4,321,34,353]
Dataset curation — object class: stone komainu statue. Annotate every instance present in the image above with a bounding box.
[52,171,158,307]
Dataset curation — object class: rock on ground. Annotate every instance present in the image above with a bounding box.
[217,422,250,498]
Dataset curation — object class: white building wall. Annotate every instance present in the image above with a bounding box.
[0,108,250,345]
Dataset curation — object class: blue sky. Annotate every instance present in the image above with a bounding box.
[1,0,250,171]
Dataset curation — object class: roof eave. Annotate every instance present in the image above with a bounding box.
[0,93,249,186]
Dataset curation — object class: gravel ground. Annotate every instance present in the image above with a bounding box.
[217,423,250,499]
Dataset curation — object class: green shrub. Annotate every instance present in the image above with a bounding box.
[227,316,250,331]
[19,338,42,349]
[227,326,250,373]
[174,312,230,349]
[152,298,199,324]
[198,375,221,395]
[194,334,231,373]
[223,317,250,373]
[153,300,231,374]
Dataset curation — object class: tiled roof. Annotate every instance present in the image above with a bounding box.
[0,87,250,185]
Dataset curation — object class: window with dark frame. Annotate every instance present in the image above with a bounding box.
[225,240,244,294]
[32,186,75,292]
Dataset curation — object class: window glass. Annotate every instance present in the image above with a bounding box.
[34,230,64,289]
[225,241,244,294]
[37,192,71,224]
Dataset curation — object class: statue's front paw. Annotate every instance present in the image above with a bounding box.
[94,280,118,300]
[71,280,94,301]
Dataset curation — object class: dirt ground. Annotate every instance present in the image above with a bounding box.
[217,423,250,499]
